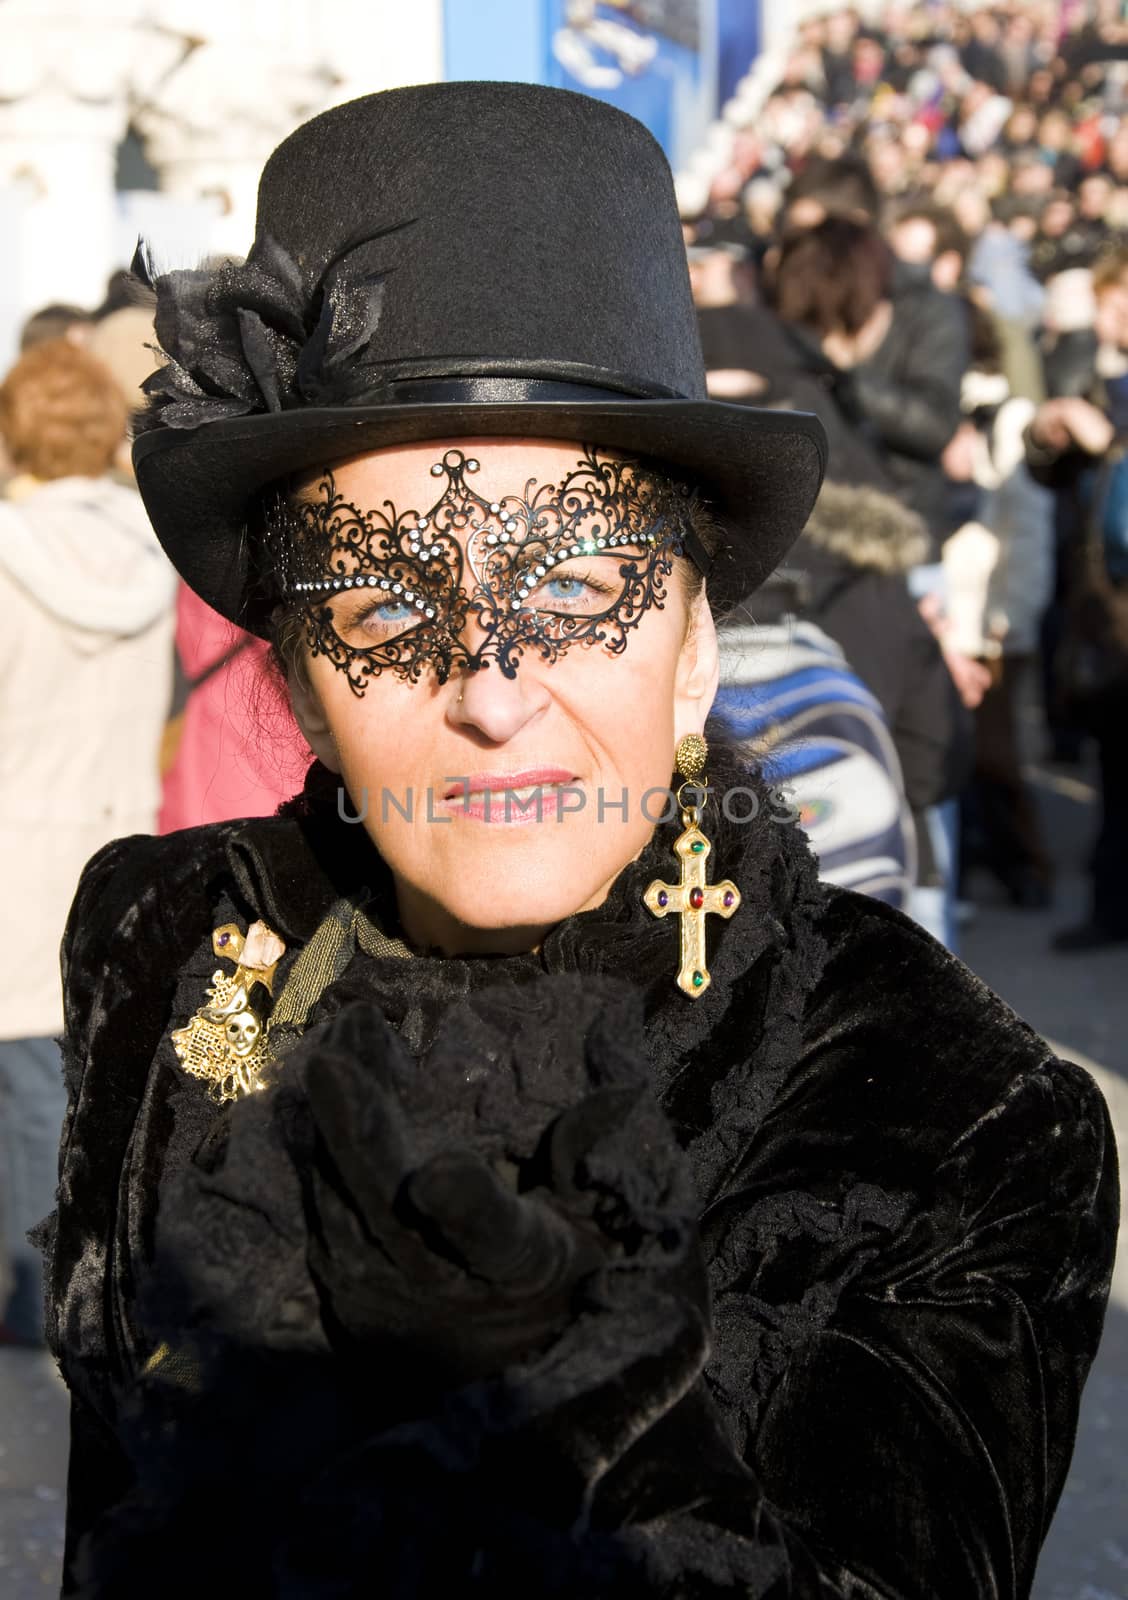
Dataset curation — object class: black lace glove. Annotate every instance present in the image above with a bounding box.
[263,981,720,1582]
[76,978,725,1598]
[282,998,650,1390]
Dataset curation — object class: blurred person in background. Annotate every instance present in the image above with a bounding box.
[820,7,864,109]
[971,147,1013,203]
[1036,107,1086,189]
[756,223,974,944]
[782,480,970,852]
[18,302,94,353]
[1025,65,1060,110]
[852,29,889,99]
[695,167,758,258]
[769,162,969,548]
[86,304,160,478]
[78,292,312,826]
[685,240,752,310]
[1026,242,1128,949]
[956,78,1016,161]
[1029,189,1092,281]
[741,177,784,250]
[715,569,919,913]
[776,150,880,232]
[1039,263,1099,395]
[966,203,1047,389]
[693,230,865,445]
[1061,0,1128,72]
[1001,101,1040,157]
[786,209,969,552]
[691,235,769,393]
[887,199,970,294]
[1075,170,1117,252]
[944,176,994,248]
[942,317,1056,911]
[892,194,1048,402]
[158,581,310,831]
[772,169,973,945]
[756,216,902,488]
[1036,262,1103,767]
[1000,14,1041,99]
[1007,151,1056,204]
[1103,117,1128,185]
[0,339,174,1342]
[960,7,1010,94]
[864,128,916,199]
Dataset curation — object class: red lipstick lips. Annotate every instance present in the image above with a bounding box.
[441,768,579,824]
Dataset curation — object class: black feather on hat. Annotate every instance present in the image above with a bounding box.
[132,81,827,635]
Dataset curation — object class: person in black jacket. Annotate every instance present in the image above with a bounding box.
[696,294,895,496]
[40,83,1118,1600]
[789,481,972,825]
[743,480,972,912]
[1026,247,1128,949]
[831,251,971,553]
[761,215,970,553]
[700,243,975,916]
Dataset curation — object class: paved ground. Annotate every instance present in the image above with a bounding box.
[1,756,1123,1597]
[0,1349,65,1594]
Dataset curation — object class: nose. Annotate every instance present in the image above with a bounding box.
[447,602,551,742]
[449,656,550,743]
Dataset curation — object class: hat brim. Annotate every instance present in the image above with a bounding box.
[133,399,827,637]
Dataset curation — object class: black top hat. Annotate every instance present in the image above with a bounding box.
[132,81,826,633]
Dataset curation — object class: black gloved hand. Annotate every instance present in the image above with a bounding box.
[78,978,725,1597]
[279,998,658,1391]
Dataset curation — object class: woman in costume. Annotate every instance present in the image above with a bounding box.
[43,84,1117,1598]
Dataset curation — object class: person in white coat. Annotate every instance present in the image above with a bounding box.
[0,338,174,1342]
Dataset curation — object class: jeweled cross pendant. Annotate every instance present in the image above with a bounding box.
[644,823,741,997]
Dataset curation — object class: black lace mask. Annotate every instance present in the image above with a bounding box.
[264,448,709,692]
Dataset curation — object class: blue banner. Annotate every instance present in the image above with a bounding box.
[442,1,766,166]
[717,0,760,108]
[542,0,709,168]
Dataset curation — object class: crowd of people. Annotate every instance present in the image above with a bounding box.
[688,0,1128,953]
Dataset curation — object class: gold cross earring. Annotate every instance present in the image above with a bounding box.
[644,733,740,998]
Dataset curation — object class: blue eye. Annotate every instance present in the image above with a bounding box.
[544,575,586,600]
[524,565,618,613]
[328,591,424,647]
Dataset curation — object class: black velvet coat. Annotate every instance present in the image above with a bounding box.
[42,757,1118,1598]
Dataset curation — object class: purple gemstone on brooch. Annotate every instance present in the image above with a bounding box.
[723,891,735,908]
[657,890,668,908]
[216,932,231,948]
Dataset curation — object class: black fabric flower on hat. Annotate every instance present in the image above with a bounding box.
[134,222,415,430]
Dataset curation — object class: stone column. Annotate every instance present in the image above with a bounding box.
[135,0,446,264]
[132,15,335,261]
[320,0,445,102]
[0,0,447,358]
[0,0,177,323]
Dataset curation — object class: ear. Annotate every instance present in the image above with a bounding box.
[674,586,719,741]
[288,671,342,773]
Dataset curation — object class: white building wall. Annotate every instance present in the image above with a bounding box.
[0,0,444,364]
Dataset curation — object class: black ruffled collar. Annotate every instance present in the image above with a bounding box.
[219,741,829,1202]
